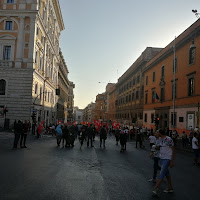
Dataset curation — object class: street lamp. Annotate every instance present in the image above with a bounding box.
[192,9,200,19]
[172,37,176,132]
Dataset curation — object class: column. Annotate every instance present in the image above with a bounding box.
[15,16,25,68]
[27,15,36,69]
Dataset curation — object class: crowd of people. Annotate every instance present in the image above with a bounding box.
[11,119,200,196]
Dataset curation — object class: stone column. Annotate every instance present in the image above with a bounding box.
[15,16,25,68]
[27,15,36,69]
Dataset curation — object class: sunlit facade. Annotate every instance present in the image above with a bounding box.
[0,0,64,127]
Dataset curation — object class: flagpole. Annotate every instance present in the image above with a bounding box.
[172,37,176,131]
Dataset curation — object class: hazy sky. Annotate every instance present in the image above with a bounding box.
[59,0,200,109]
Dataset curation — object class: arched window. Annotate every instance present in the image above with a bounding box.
[0,79,6,95]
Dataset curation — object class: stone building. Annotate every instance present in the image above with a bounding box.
[115,47,162,127]
[84,102,95,122]
[107,84,117,121]
[104,83,115,122]
[57,49,69,123]
[143,19,200,134]
[67,81,75,123]
[73,106,83,123]
[0,0,64,128]
[94,93,105,122]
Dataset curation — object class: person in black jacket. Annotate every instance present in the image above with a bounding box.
[100,125,107,148]
[13,120,23,149]
[87,124,94,147]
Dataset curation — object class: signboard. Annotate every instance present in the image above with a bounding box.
[187,113,194,129]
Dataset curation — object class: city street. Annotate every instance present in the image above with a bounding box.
[0,132,199,200]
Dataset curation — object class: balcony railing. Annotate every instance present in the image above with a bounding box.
[0,60,14,67]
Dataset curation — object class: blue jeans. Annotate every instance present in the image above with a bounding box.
[159,159,170,179]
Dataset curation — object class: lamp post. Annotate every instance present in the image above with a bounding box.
[172,37,176,132]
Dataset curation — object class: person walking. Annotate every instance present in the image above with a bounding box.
[119,127,127,152]
[87,124,94,147]
[62,125,69,147]
[192,132,200,165]
[56,124,63,146]
[149,132,156,148]
[136,129,143,148]
[152,129,175,195]
[20,120,29,148]
[100,125,107,148]
[148,131,160,183]
[79,126,86,149]
[13,120,21,149]
[182,131,188,148]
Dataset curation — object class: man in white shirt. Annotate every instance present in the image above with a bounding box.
[152,129,175,195]
[192,132,200,165]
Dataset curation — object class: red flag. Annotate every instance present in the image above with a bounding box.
[37,120,44,134]
[73,121,76,126]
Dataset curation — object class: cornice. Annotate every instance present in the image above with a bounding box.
[0,10,38,15]
[52,0,65,31]
[144,19,200,73]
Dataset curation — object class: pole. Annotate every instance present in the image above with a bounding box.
[172,37,176,131]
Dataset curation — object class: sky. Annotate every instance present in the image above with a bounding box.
[59,0,200,109]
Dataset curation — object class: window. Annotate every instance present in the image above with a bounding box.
[39,57,43,70]
[152,88,155,103]
[146,76,148,85]
[36,27,39,36]
[137,75,140,83]
[144,113,147,123]
[133,78,135,85]
[132,92,135,101]
[161,66,165,77]
[145,91,148,104]
[34,83,38,94]
[189,48,195,65]
[188,77,194,96]
[5,21,13,30]
[7,0,14,3]
[160,87,165,102]
[3,46,11,60]
[129,94,131,102]
[35,51,38,63]
[153,72,156,82]
[136,90,139,99]
[40,87,42,99]
[0,79,6,95]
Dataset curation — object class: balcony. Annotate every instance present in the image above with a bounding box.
[0,60,14,68]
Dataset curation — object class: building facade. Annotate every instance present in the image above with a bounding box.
[73,106,83,123]
[107,84,117,121]
[94,93,105,122]
[115,47,162,127]
[67,81,75,123]
[143,19,200,134]
[0,0,64,128]
[57,49,69,123]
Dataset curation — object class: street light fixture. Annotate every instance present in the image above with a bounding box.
[192,9,200,19]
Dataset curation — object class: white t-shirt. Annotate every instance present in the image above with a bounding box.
[149,136,156,144]
[157,136,174,160]
[192,137,199,149]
